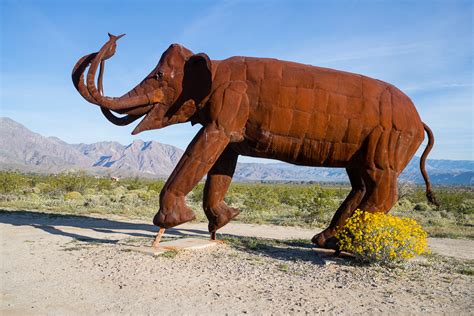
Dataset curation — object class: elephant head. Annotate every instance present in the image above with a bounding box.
[72,33,212,134]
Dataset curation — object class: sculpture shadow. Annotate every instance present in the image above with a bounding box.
[0,209,351,265]
[0,209,208,244]
[216,233,350,266]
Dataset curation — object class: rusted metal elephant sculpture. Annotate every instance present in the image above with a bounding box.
[72,34,437,248]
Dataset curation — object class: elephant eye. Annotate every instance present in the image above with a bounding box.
[156,71,164,79]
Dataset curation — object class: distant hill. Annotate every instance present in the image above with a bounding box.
[0,117,93,172]
[73,140,182,177]
[233,160,474,185]
[0,117,472,184]
[0,117,183,178]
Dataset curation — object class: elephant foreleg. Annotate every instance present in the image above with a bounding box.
[203,147,240,239]
[153,124,230,229]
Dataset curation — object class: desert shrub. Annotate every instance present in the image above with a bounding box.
[146,180,165,193]
[410,187,474,213]
[241,185,280,213]
[95,178,114,191]
[31,187,41,194]
[35,182,54,194]
[64,191,83,200]
[336,209,428,264]
[83,195,101,207]
[133,189,154,201]
[111,186,127,196]
[414,202,432,212]
[84,188,96,195]
[120,193,140,205]
[25,192,41,200]
[0,194,18,202]
[0,172,28,193]
[124,177,143,190]
[189,183,204,204]
[97,195,111,206]
[435,189,472,213]
[49,173,93,194]
[289,185,339,225]
[225,184,246,205]
[392,198,414,212]
[459,199,474,214]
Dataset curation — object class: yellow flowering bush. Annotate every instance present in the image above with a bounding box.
[336,209,428,264]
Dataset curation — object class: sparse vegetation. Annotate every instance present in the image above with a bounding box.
[160,249,180,259]
[277,263,289,272]
[0,171,472,239]
[457,267,474,276]
[222,235,280,250]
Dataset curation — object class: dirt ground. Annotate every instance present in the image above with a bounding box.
[1,209,473,315]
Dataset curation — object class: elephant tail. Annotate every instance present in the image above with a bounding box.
[420,122,439,206]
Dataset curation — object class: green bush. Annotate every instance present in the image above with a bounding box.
[459,199,474,214]
[64,191,83,200]
[146,181,165,192]
[241,185,280,213]
[46,172,93,195]
[189,183,204,204]
[124,177,145,190]
[133,189,155,201]
[0,172,28,193]
[84,188,96,195]
[414,202,432,212]
[393,198,414,212]
[96,178,116,191]
[25,192,40,200]
[111,186,127,196]
[35,182,54,194]
[83,195,101,207]
[120,193,140,205]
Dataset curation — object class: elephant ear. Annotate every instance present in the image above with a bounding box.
[132,53,212,135]
[183,53,212,106]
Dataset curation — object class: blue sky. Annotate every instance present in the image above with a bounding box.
[1,0,472,162]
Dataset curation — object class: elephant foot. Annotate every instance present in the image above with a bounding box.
[312,228,339,251]
[207,202,240,234]
[153,205,196,229]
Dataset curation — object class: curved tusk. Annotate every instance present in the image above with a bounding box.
[100,107,143,126]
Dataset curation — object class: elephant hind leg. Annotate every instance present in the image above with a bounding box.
[312,167,398,249]
[358,167,398,214]
[312,167,366,248]
[203,148,240,237]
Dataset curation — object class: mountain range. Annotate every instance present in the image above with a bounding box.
[0,117,472,185]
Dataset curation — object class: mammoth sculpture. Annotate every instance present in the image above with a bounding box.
[72,34,437,249]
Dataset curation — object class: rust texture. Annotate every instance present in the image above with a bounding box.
[72,34,438,248]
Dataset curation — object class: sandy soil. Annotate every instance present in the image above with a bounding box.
[1,209,473,315]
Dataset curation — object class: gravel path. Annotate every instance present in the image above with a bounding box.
[1,209,473,315]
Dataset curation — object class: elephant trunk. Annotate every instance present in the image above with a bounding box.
[72,52,100,105]
[72,33,161,124]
